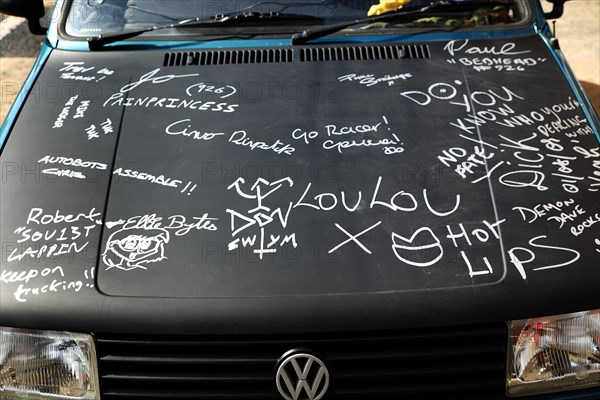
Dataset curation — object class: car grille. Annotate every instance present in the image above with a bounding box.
[96,322,507,400]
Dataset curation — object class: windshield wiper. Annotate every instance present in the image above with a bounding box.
[89,12,324,50]
[290,0,512,45]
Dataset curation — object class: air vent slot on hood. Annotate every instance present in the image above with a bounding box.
[300,44,430,62]
[163,49,293,66]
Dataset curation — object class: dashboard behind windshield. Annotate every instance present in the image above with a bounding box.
[64,0,528,38]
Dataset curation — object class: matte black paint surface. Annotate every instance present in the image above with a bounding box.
[1,35,598,334]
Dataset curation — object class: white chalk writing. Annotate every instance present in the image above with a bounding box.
[338,72,412,87]
[60,61,114,82]
[52,96,79,129]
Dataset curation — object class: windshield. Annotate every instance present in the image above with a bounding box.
[64,0,528,38]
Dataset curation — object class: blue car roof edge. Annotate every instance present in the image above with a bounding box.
[0,44,53,152]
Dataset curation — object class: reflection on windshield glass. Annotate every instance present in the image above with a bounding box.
[65,0,523,37]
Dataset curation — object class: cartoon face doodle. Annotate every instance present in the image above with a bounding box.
[102,228,170,271]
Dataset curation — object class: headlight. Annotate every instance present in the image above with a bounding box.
[507,310,600,397]
[0,327,99,399]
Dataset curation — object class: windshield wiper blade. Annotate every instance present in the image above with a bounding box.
[89,11,324,50]
[290,0,512,45]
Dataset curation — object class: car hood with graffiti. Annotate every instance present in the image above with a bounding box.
[0,35,599,334]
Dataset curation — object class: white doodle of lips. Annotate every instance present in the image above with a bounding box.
[391,227,444,267]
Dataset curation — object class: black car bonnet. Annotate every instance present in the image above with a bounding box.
[1,35,598,331]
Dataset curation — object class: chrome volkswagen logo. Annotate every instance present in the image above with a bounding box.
[275,351,330,400]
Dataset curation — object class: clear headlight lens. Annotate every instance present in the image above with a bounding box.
[507,310,600,397]
[0,327,99,399]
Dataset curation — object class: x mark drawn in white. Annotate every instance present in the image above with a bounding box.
[329,221,382,255]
